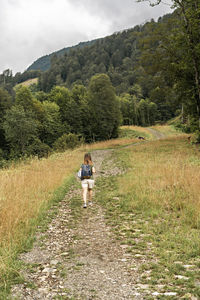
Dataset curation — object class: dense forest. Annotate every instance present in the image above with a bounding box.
[27,40,98,72]
[0,0,200,164]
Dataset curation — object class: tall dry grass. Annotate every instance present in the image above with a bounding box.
[0,150,83,248]
[0,133,147,250]
[118,135,200,228]
[81,137,139,151]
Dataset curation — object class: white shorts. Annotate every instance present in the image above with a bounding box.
[81,179,95,189]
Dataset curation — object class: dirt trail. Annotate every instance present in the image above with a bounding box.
[12,149,148,299]
[147,128,166,140]
[11,129,168,299]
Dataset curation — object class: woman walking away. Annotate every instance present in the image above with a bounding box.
[79,153,95,208]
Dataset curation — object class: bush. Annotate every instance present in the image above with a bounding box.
[0,149,7,168]
[25,138,52,158]
[53,133,80,152]
[173,120,184,131]
[172,116,199,134]
[191,130,200,144]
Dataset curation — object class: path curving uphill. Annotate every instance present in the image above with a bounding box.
[147,128,166,140]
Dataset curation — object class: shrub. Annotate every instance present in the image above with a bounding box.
[53,133,80,152]
[25,138,52,158]
[0,149,7,168]
[191,130,200,144]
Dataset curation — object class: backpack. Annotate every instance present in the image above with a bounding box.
[81,164,92,179]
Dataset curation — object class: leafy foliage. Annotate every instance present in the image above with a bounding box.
[53,133,80,151]
[3,105,39,156]
[0,7,199,163]
[88,74,121,141]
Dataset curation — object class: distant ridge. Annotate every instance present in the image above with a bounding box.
[27,39,99,72]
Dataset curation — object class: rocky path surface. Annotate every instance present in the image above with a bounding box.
[12,149,150,299]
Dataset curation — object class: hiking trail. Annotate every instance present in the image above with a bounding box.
[11,130,168,299]
[11,148,157,299]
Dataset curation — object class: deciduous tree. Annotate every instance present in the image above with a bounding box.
[88,74,121,140]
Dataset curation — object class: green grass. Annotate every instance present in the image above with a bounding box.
[151,124,184,136]
[95,138,200,299]
[118,128,149,139]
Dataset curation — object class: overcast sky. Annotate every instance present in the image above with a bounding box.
[0,0,173,74]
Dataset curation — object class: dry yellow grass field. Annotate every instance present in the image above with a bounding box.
[118,135,200,228]
[81,137,139,150]
[0,136,141,249]
[0,150,83,247]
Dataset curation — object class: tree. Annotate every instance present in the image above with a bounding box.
[15,86,35,111]
[71,84,90,137]
[120,93,138,125]
[128,83,143,99]
[137,0,200,128]
[3,105,39,156]
[40,101,63,146]
[120,95,132,125]
[88,74,121,141]
[138,99,148,126]
[0,88,12,151]
[149,102,158,124]
[49,86,79,133]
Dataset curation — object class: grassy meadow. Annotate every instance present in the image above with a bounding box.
[0,125,199,298]
[150,124,182,136]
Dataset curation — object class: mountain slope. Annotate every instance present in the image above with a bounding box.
[27,40,99,72]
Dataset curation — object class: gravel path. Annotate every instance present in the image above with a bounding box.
[11,149,147,299]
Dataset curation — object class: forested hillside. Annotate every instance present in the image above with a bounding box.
[27,40,97,72]
[0,0,200,163]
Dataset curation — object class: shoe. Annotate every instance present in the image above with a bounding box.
[83,203,87,208]
[88,201,93,206]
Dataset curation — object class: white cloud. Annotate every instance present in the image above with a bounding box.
[0,0,173,74]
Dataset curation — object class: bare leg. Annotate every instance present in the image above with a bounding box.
[83,187,88,207]
[88,189,93,204]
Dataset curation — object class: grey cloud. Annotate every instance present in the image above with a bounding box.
[71,0,172,31]
[0,0,173,73]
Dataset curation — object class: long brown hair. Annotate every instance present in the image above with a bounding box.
[84,153,93,165]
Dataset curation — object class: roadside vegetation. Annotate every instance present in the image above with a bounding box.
[0,150,83,297]
[96,134,200,298]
